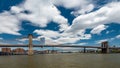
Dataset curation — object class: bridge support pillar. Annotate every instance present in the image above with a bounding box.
[101,41,109,53]
[28,34,34,56]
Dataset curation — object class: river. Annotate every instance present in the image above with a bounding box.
[0,53,120,68]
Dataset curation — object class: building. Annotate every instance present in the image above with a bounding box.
[2,48,11,53]
[12,48,25,54]
[43,50,52,54]
[51,50,58,54]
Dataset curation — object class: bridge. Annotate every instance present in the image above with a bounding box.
[0,34,120,55]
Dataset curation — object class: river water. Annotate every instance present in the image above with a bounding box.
[0,53,120,68]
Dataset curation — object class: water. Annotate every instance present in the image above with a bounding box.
[0,53,120,68]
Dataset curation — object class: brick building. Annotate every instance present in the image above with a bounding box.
[12,48,25,54]
[2,48,11,53]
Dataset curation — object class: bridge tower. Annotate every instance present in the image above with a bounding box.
[28,34,34,55]
[101,41,109,53]
[83,47,86,53]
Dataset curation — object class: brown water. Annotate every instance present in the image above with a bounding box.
[0,53,120,68]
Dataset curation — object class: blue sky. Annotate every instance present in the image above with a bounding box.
[0,0,120,48]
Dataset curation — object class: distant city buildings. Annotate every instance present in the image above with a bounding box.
[1,48,26,55]
[34,50,59,54]
[2,48,11,53]
[12,48,25,54]
[0,47,59,55]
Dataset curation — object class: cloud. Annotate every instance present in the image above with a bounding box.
[0,11,21,35]
[95,34,120,44]
[67,2,120,33]
[0,38,3,40]
[34,30,60,38]
[1,0,119,45]
[55,37,80,44]
[96,34,120,44]
[17,38,28,42]
[10,0,69,31]
[71,4,94,16]
[34,29,91,44]
[52,0,94,15]
[77,43,87,45]
[0,0,94,36]
[8,0,95,33]
[91,24,108,34]
[116,35,120,39]
[96,39,108,44]
[11,6,24,14]
[104,34,120,42]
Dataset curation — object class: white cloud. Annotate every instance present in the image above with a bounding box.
[91,24,108,34]
[78,43,87,45]
[0,0,94,36]
[96,39,108,44]
[106,34,120,42]
[71,4,94,16]
[17,38,28,42]
[55,37,80,44]
[96,34,120,44]
[0,37,3,40]
[22,1,120,45]
[10,0,69,31]
[1,0,119,45]
[34,30,60,38]
[34,29,91,44]
[67,2,120,33]
[52,0,94,15]
[11,6,23,14]
[110,38,115,41]
[52,0,88,9]
[0,11,21,35]
[106,31,109,34]
[72,42,87,45]
[116,35,120,39]
[94,34,120,45]
[54,33,91,44]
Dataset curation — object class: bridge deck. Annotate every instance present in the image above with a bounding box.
[0,44,100,48]
[0,44,120,49]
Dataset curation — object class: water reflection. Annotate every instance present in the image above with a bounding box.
[0,54,120,68]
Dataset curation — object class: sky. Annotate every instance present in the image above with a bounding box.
[0,0,120,48]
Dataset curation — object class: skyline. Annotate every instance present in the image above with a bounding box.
[0,0,120,46]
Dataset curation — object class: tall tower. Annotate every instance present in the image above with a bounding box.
[28,34,34,55]
[101,41,109,53]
